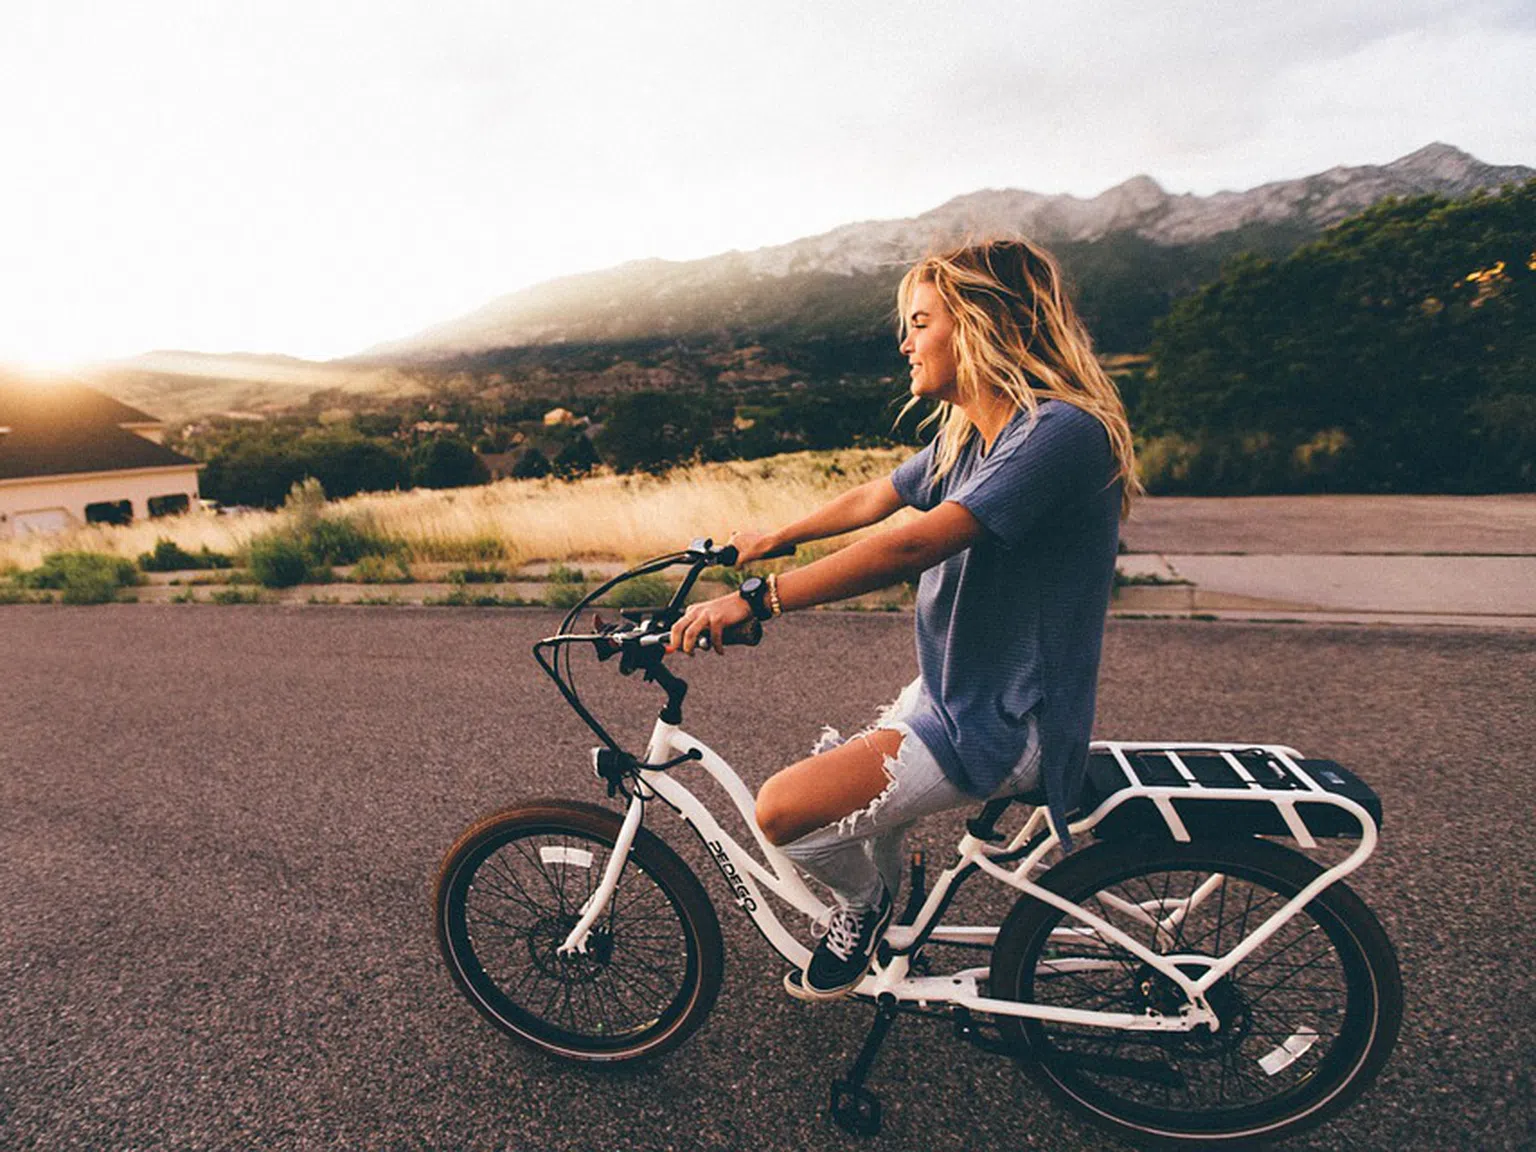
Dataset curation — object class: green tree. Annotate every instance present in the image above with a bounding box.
[553,434,600,478]
[411,435,490,489]
[595,392,726,473]
[1145,180,1536,492]
[510,445,552,479]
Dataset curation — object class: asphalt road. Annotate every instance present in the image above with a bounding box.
[2,607,1532,1151]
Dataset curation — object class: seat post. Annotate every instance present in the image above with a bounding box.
[965,796,1014,843]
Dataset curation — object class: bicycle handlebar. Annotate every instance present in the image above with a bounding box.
[534,539,788,763]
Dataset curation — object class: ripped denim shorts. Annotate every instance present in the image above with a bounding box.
[778,677,1041,910]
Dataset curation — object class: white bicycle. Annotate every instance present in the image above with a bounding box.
[433,541,1403,1146]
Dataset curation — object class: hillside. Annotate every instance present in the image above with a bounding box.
[78,351,427,425]
[85,144,1531,421]
[361,143,1530,362]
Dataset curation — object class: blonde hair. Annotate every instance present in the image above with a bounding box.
[896,237,1141,516]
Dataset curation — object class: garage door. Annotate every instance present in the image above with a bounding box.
[12,508,73,536]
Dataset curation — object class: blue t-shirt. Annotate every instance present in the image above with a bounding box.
[890,400,1120,845]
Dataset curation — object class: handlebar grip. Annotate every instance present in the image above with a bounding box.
[723,618,764,647]
[695,618,763,651]
[714,541,796,567]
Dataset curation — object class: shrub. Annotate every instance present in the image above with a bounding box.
[710,565,747,590]
[246,479,398,586]
[544,581,588,609]
[210,587,263,605]
[602,574,673,609]
[510,446,551,479]
[21,552,141,604]
[411,435,490,489]
[547,564,585,584]
[352,554,413,584]
[448,564,506,585]
[304,515,394,565]
[283,478,395,564]
[138,538,234,572]
[248,535,309,588]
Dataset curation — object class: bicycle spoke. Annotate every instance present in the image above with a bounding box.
[1021,863,1366,1121]
[447,823,702,1047]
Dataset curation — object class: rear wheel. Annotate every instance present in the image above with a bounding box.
[434,800,724,1063]
[990,837,1402,1147]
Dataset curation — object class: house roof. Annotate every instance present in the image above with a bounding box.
[0,374,160,427]
[0,377,200,481]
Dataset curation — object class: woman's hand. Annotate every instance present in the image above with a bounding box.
[726,530,779,566]
[668,591,753,656]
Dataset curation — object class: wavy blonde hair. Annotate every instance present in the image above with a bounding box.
[897,237,1141,516]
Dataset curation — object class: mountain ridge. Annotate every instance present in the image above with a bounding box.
[360,143,1530,361]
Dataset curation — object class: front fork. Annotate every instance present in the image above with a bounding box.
[557,783,646,956]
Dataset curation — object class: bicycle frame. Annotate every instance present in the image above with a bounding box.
[556,716,1379,1035]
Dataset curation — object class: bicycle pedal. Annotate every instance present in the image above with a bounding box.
[829,1079,882,1136]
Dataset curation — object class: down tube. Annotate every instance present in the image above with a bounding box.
[638,738,824,968]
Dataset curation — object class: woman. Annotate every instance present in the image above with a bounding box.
[669,237,1139,1000]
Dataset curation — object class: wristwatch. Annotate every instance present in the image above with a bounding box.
[737,576,774,622]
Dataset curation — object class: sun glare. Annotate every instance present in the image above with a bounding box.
[2,358,84,381]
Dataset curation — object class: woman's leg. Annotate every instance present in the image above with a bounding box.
[760,705,1043,912]
[758,721,974,998]
[755,728,903,911]
[757,723,971,910]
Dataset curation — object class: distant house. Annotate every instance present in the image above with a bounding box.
[0,376,202,540]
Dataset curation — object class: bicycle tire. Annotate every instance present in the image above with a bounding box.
[434,799,724,1063]
[990,836,1401,1147]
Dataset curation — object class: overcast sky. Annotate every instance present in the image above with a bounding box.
[2,0,1532,366]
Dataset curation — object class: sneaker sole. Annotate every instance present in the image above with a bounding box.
[783,969,863,1002]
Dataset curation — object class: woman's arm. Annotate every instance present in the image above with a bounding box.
[774,500,982,610]
[670,500,984,654]
[735,476,905,562]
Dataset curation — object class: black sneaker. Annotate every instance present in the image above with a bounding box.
[798,887,894,1001]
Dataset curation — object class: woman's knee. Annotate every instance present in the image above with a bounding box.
[755,775,800,846]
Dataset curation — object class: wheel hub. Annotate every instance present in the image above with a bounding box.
[526,916,614,982]
[1136,961,1252,1055]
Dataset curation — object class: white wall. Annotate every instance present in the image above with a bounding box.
[0,465,202,540]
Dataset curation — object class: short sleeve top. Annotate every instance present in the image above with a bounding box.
[889,400,1120,845]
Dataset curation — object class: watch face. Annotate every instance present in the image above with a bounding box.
[738,576,770,620]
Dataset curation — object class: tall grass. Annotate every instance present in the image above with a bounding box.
[0,449,914,571]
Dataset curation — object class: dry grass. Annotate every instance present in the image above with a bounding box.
[0,448,915,572]
[0,510,263,573]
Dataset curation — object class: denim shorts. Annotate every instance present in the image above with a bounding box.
[780,677,1041,909]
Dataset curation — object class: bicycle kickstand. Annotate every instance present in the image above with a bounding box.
[829,993,900,1137]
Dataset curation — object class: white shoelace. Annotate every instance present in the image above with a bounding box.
[812,906,866,962]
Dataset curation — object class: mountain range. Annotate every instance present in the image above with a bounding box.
[358,143,1531,362]
[79,143,1533,421]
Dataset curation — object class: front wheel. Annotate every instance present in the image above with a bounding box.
[434,799,724,1063]
[989,837,1402,1147]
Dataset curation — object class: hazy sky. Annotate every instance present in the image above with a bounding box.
[3,0,1532,366]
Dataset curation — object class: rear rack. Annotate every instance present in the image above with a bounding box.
[1077,741,1383,848]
